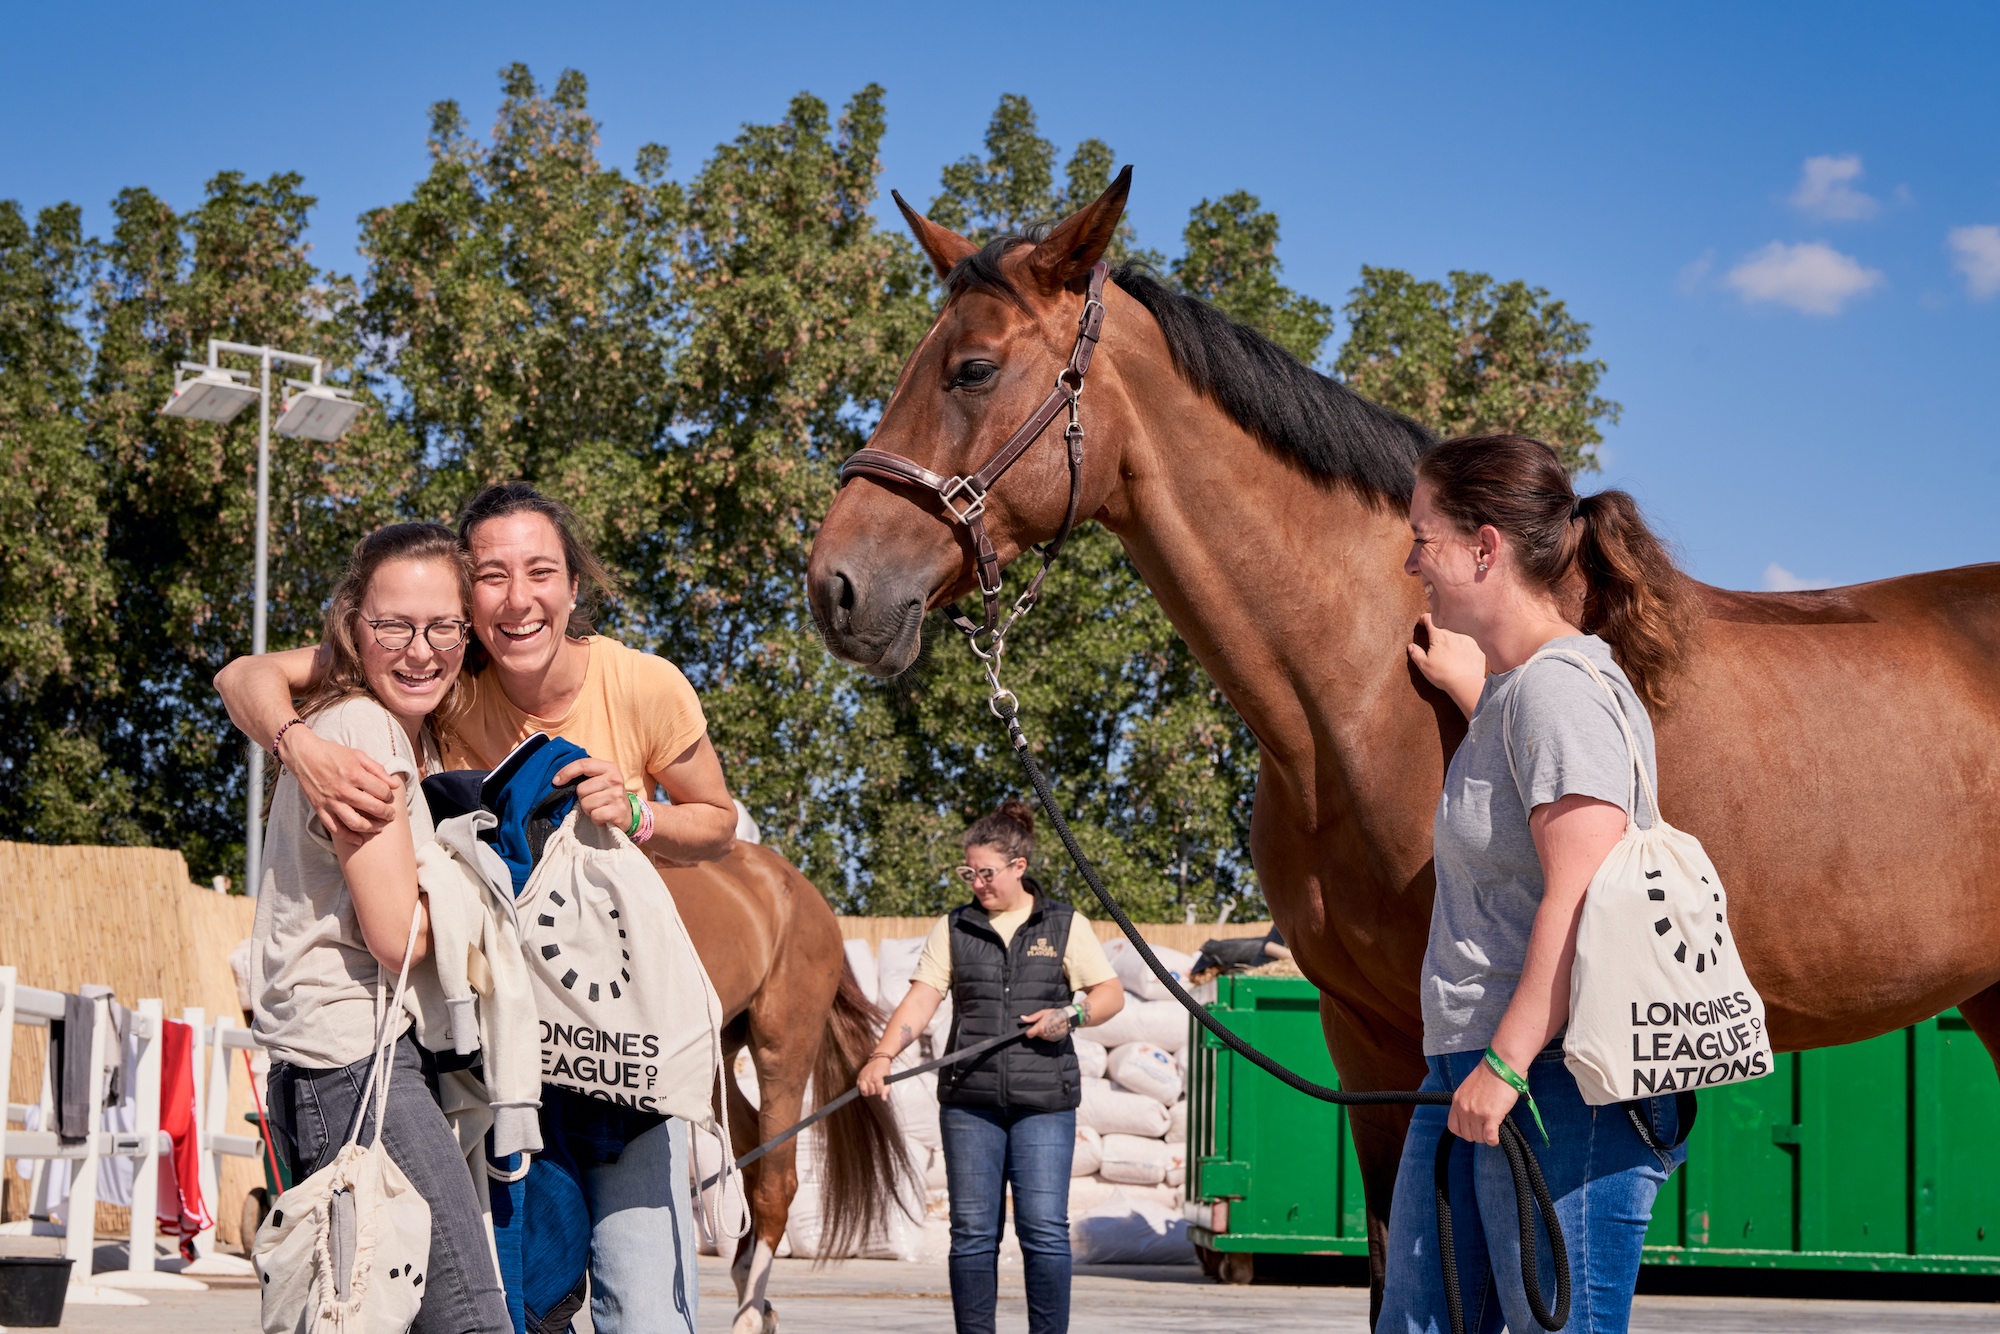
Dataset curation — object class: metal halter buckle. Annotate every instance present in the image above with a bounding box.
[939,475,986,525]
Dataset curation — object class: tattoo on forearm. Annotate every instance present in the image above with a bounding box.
[897,1024,913,1047]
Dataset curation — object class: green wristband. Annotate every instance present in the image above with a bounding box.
[1070,1002,1087,1028]
[626,791,645,838]
[1483,1047,1549,1145]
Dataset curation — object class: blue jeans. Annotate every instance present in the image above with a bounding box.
[939,1104,1076,1334]
[585,1114,699,1334]
[1377,1047,1686,1334]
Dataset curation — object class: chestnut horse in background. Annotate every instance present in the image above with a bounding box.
[805,168,2000,1319]
[663,843,901,1334]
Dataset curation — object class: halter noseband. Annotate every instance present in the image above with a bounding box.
[837,261,1109,657]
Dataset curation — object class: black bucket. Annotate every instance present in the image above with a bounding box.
[0,1256,73,1326]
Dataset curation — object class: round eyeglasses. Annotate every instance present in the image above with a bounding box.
[956,863,1016,885]
[365,617,471,652]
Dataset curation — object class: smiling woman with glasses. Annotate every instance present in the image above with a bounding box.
[229,522,510,1334]
[858,799,1126,1334]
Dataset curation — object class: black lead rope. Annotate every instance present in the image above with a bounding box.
[993,695,1571,1334]
[698,1027,1031,1193]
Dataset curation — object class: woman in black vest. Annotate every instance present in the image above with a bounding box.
[859,800,1125,1334]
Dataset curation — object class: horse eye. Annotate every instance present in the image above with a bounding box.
[952,360,998,388]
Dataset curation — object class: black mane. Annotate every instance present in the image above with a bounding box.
[942,236,1431,503]
[1109,265,1430,504]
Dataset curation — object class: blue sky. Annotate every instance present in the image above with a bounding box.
[5,2,1995,591]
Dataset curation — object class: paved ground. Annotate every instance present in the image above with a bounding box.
[37,1251,2000,1333]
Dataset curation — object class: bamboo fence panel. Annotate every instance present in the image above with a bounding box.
[0,842,259,1244]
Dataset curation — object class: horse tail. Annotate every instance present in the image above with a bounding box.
[811,961,916,1263]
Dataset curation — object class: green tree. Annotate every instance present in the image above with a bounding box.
[1174,192,1333,365]
[70,172,409,875]
[1335,267,1619,473]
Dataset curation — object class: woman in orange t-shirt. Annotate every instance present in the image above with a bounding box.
[216,483,733,1334]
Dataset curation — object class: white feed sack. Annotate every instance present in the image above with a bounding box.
[732,1048,761,1110]
[876,935,928,1010]
[1069,1174,1119,1217]
[1106,1042,1182,1106]
[1072,1124,1103,1177]
[843,937,880,1008]
[1105,938,1198,1003]
[1089,998,1189,1053]
[1167,1098,1187,1144]
[1074,1035,1108,1080]
[1080,1077,1171,1138]
[890,1068,941,1151]
[1097,1133,1171,1186]
[1071,1189,1197,1265]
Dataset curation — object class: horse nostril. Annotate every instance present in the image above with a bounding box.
[835,570,856,613]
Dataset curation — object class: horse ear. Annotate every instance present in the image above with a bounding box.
[1026,166,1133,293]
[893,191,978,283]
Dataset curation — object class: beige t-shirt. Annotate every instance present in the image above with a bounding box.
[440,636,707,791]
[251,695,440,1068]
[910,897,1119,995]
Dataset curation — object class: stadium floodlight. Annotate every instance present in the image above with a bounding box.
[156,338,367,899]
[161,363,259,423]
[276,381,365,442]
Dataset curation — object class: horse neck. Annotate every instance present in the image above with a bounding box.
[1098,379,1439,845]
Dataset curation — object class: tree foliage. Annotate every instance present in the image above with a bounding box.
[1335,267,1619,473]
[0,77,1618,922]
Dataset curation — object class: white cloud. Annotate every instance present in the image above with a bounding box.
[1763,563,1834,592]
[1789,154,1879,221]
[1948,225,2000,299]
[1726,241,1884,315]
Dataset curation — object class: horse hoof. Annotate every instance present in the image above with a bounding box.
[732,1302,776,1334]
[764,1305,778,1334]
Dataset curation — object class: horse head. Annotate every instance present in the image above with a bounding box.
[808,169,1135,676]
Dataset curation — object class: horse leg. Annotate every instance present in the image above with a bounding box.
[1957,981,2000,1080]
[723,1034,781,1334]
[1320,993,1427,1329]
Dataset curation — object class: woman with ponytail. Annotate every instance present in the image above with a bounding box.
[858,799,1124,1334]
[1380,435,1695,1334]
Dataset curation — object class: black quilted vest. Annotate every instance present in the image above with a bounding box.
[937,895,1082,1112]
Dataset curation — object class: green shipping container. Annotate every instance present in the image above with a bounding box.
[1185,975,2000,1275]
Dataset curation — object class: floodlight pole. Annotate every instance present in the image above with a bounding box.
[203,340,323,898]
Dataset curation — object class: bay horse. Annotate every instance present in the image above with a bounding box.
[805,168,2000,1320]
[661,842,903,1334]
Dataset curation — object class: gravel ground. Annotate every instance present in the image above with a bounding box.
[38,1250,1999,1333]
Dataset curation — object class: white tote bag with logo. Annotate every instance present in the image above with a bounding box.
[516,806,749,1240]
[1505,648,1774,1107]
[254,910,431,1334]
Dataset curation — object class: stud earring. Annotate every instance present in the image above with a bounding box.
[1476,561,1489,573]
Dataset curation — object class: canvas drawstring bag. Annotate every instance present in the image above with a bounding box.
[1504,648,1774,1107]
[254,906,433,1333]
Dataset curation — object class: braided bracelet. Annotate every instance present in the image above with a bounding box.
[634,798,656,845]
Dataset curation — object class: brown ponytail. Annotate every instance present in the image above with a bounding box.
[1417,434,1694,708]
[963,798,1037,864]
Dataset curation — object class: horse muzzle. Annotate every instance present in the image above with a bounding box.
[808,562,928,677]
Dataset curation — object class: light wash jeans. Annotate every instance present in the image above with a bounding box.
[1377,1045,1686,1334]
[585,1114,700,1334]
[939,1104,1076,1334]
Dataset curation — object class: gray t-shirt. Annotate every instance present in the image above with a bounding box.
[1421,634,1657,1056]
[251,695,440,1068]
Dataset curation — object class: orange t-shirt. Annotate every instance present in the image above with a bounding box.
[441,635,707,794]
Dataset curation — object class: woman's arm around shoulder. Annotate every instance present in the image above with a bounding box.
[215,644,398,836]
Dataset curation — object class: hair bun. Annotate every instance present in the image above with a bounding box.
[998,798,1036,834]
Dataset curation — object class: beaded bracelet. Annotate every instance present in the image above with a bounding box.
[271,717,308,765]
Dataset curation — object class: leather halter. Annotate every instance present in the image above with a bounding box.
[837,261,1109,644]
